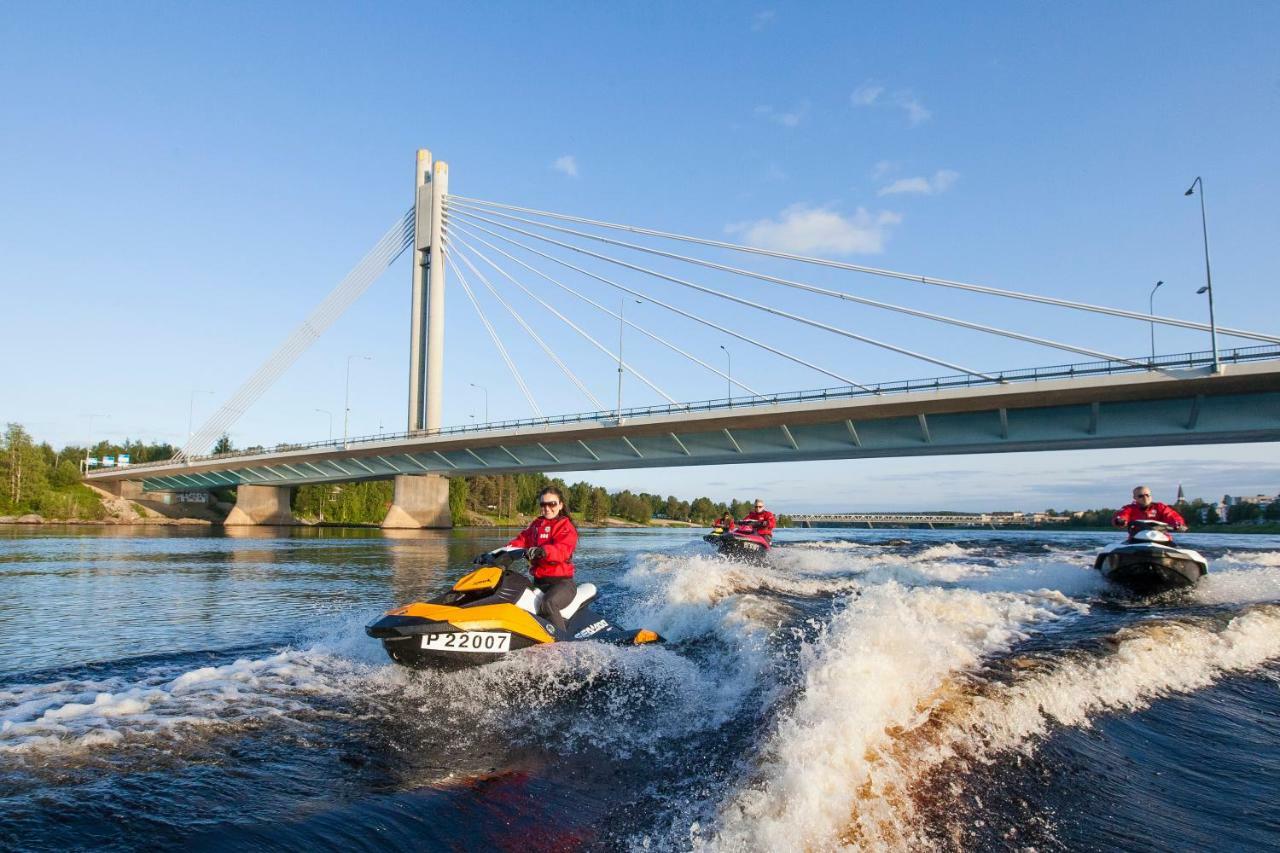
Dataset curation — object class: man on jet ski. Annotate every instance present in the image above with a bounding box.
[741,499,777,539]
[1112,486,1188,532]
[475,486,578,636]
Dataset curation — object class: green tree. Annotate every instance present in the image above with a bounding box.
[586,487,611,522]
[212,434,234,454]
[448,477,469,525]
[1,424,50,512]
[689,497,716,524]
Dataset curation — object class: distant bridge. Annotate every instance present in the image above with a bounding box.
[794,512,1066,529]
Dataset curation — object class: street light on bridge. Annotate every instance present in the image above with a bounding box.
[469,382,488,423]
[617,298,642,418]
[720,345,732,401]
[344,355,372,447]
[1184,177,1219,373]
[187,389,213,448]
[1148,280,1163,362]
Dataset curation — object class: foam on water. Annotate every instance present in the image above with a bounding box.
[707,582,1085,852]
[0,648,356,755]
[703,590,1280,851]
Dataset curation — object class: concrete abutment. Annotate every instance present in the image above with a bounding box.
[381,474,452,529]
[224,484,296,526]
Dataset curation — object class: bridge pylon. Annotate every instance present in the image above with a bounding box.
[408,150,449,433]
[391,148,452,528]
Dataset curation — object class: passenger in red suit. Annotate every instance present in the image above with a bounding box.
[741,499,777,538]
[476,486,578,636]
[1112,486,1188,531]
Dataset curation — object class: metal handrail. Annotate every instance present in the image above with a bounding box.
[89,344,1280,474]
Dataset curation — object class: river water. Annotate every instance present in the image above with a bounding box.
[1,525,1277,851]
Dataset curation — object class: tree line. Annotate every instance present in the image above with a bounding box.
[293,472,793,527]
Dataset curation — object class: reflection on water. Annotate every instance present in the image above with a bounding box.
[1,525,1278,851]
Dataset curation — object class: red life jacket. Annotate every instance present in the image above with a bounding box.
[507,515,577,578]
[1112,502,1186,528]
[743,509,776,535]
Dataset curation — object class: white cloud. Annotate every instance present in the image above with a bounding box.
[871,159,896,180]
[852,83,932,126]
[551,155,578,177]
[754,101,808,128]
[878,169,959,196]
[725,204,902,255]
[851,82,884,106]
[896,93,931,126]
[751,9,775,31]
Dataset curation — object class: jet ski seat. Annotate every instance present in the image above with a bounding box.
[560,583,598,619]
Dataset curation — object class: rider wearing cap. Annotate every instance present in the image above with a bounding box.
[1112,486,1187,531]
[741,498,777,538]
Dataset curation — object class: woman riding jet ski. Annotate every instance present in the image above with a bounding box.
[366,487,662,668]
[1094,519,1208,591]
[703,499,775,560]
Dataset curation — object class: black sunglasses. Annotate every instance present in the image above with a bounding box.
[540,500,560,508]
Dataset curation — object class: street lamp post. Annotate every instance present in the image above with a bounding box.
[469,383,488,423]
[616,298,641,418]
[314,408,333,442]
[1184,177,1219,373]
[187,389,213,448]
[1148,280,1163,362]
[83,412,108,473]
[720,345,732,401]
[344,355,372,447]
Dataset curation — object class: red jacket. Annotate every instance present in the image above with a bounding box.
[1113,502,1186,528]
[507,515,577,579]
[742,509,776,536]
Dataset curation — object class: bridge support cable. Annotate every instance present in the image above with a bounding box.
[447,205,1000,382]
[176,208,415,461]
[447,218,867,390]
[445,250,543,417]
[450,200,1148,370]
[450,227,762,398]
[444,235,680,407]
[448,196,1280,346]
[448,241,606,410]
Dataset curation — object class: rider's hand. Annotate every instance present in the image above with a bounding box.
[525,546,545,562]
[1176,525,1189,532]
[472,550,496,565]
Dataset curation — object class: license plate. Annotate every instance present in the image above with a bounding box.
[421,632,511,653]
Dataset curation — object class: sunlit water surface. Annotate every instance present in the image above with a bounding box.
[2,525,1278,851]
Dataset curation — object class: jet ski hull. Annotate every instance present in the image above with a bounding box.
[703,531,770,561]
[366,569,662,669]
[1094,545,1207,592]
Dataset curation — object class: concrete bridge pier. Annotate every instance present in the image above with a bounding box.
[224,484,296,526]
[382,474,452,529]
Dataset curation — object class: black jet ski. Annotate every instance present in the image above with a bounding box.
[365,550,662,668]
[703,519,772,561]
[1094,520,1208,591]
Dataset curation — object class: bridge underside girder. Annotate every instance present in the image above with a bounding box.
[127,388,1280,492]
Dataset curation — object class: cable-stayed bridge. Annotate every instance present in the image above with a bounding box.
[86,150,1280,527]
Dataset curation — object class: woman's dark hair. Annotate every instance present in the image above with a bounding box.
[538,486,574,525]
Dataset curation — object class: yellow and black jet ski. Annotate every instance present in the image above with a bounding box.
[365,552,663,668]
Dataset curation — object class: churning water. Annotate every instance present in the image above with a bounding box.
[1,525,1278,851]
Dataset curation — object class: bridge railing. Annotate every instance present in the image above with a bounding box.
[93,344,1280,474]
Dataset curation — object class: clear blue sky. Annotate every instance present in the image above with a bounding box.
[2,2,1278,511]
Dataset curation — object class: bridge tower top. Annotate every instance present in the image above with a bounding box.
[408,149,449,432]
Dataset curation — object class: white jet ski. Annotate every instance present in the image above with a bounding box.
[1094,520,1208,591]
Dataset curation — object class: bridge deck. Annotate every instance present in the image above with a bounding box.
[86,353,1280,492]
